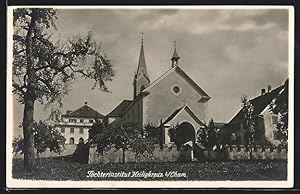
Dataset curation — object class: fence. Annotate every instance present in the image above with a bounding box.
[88,144,287,164]
[13,144,77,159]
[88,144,192,164]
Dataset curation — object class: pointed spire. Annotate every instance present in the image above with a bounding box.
[136,32,149,80]
[171,41,180,67]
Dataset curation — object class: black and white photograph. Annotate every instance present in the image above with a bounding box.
[6,6,294,188]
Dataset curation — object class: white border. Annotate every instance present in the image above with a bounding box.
[6,5,294,189]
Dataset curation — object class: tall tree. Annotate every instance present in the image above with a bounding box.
[241,96,255,158]
[12,120,66,159]
[13,8,114,171]
[207,118,217,150]
[269,79,288,144]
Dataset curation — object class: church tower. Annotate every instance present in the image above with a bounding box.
[171,41,180,67]
[133,33,150,99]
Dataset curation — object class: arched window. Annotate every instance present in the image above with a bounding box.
[79,137,84,144]
[140,85,145,92]
[69,137,74,144]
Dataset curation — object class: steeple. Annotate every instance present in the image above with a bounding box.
[133,33,150,99]
[136,32,149,80]
[171,41,180,67]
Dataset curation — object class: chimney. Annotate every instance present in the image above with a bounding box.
[261,88,266,96]
[267,85,272,93]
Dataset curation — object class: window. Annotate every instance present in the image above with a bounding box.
[69,118,76,122]
[272,115,278,125]
[69,137,74,144]
[171,85,181,95]
[80,119,84,123]
[79,128,84,134]
[61,128,65,133]
[89,120,94,123]
[70,128,74,134]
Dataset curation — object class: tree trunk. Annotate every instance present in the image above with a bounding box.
[23,98,35,171]
[122,148,125,164]
[23,9,38,172]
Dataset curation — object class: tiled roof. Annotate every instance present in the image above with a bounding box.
[62,104,104,118]
[107,100,133,117]
[228,84,285,125]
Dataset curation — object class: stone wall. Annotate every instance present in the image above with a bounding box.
[13,144,77,159]
[202,145,288,161]
[88,144,191,164]
[88,144,287,164]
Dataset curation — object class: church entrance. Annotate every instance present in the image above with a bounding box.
[175,122,195,146]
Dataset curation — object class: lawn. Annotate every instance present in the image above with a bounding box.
[12,157,287,181]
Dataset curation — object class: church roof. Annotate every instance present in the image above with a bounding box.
[136,43,150,81]
[62,103,104,118]
[227,83,286,125]
[107,100,133,117]
[144,65,211,99]
[163,105,204,126]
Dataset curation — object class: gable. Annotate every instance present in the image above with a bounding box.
[144,66,210,101]
[227,84,285,125]
[163,105,204,128]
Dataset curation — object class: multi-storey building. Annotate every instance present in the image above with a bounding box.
[56,102,104,144]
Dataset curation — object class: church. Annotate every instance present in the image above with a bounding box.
[106,37,211,145]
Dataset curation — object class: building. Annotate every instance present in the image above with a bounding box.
[107,38,211,145]
[56,102,105,144]
[221,81,287,145]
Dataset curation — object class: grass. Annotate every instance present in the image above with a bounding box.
[12,157,287,181]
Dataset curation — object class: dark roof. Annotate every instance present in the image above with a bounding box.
[228,84,285,125]
[107,100,133,117]
[62,105,104,118]
[136,43,150,81]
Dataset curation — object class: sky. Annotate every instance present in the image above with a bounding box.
[12,7,290,137]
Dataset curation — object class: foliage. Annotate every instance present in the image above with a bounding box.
[167,124,180,146]
[269,80,288,144]
[13,8,114,107]
[88,121,156,162]
[144,123,161,144]
[13,8,114,170]
[13,136,24,155]
[196,126,208,147]
[207,119,217,149]
[88,120,112,153]
[12,121,66,158]
[241,96,255,146]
